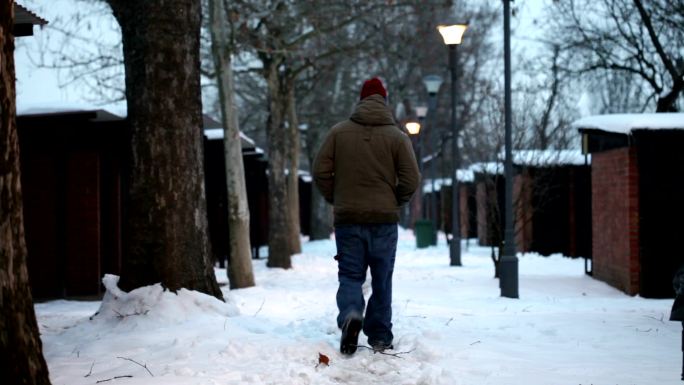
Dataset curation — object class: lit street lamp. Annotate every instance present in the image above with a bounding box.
[500,0,519,298]
[423,75,443,245]
[405,120,423,233]
[405,121,422,135]
[438,22,467,266]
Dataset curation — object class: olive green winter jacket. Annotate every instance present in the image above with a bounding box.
[312,94,421,225]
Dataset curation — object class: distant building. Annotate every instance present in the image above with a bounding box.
[511,150,591,260]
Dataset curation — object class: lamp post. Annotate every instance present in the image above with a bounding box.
[414,106,428,220]
[500,0,519,298]
[423,75,443,245]
[438,22,467,266]
[405,120,423,225]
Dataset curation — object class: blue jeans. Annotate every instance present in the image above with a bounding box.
[335,223,398,345]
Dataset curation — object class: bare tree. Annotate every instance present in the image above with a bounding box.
[546,0,684,112]
[104,0,223,299]
[27,0,124,105]
[230,0,402,267]
[0,2,51,383]
[208,0,255,289]
[514,44,579,150]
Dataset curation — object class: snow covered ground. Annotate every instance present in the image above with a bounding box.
[36,229,680,385]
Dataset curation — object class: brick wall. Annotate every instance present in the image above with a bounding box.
[591,147,640,295]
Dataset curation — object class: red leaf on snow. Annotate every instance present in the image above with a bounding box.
[318,353,330,366]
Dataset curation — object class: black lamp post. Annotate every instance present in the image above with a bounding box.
[406,120,423,230]
[423,75,443,245]
[500,0,519,298]
[438,22,467,266]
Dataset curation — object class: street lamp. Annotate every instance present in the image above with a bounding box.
[501,0,519,298]
[438,22,467,267]
[405,121,421,135]
[406,119,424,234]
[423,75,443,246]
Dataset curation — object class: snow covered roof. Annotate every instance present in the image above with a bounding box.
[508,150,590,167]
[468,162,503,176]
[17,107,124,122]
[572,113,684,134]
[17,100,127,118]
[195,115,263,154]
[422,171,474,193]
[203,129,263,154]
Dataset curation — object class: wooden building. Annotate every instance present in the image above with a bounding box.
[434,171,477,242]
[18,109,127,298]
[202,117,312,262]
[17,110,283,299]
[512,150,592,259]
[471,162,505,247]
[202,117,270,264]
[575,113,684,298]
[13,3,48,37]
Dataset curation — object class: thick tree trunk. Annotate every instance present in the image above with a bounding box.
[106,0,222,299]
[209,0,255,289]
[0,2,51,382]
[264,61,292,269]
[285,85,302,253]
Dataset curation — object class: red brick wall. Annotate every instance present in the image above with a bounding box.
[592,147,640,295]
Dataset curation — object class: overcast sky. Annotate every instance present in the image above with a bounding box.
[14,0,558,118]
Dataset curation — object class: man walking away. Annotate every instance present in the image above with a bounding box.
[312,77,420,355]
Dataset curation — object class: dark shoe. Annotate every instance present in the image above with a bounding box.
[340,315,363,355]
[370,341,394,353]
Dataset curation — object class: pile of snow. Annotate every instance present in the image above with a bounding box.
[91,274,238,327]
[35,230,680,385]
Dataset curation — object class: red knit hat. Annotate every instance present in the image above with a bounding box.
[360,77,387,100]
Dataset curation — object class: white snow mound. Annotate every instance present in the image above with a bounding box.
[92,274,239,326]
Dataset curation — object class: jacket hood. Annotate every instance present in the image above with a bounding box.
[349,94,396,126]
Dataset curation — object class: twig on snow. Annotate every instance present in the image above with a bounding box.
[470,340,481,346]
[117,356,154,377]
[113,309,150,319]
[96,375,133,383]
[354,345,415,358]
[254,299,266,316]
[446,317,454,326]
[84,361,95,377]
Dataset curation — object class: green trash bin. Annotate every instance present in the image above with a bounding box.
[415,219,435,249]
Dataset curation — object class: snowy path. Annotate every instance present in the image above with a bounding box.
[36,229,679,384]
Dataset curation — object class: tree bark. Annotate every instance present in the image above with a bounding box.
[105,0,222,299]
[264,60,292,269]
[285,84,301,254]
[0,2,52,382]
[209,0,255,289]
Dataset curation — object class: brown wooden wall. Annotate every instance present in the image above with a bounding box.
[18,112,126,299]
